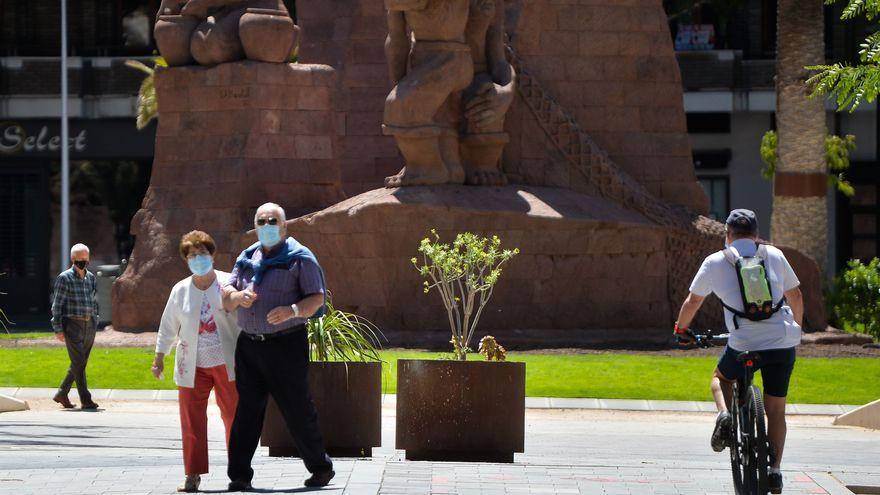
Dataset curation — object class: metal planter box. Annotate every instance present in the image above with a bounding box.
[395,359,526,462]
[261,361,382,458]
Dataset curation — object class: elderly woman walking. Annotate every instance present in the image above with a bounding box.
[152,231,241,492]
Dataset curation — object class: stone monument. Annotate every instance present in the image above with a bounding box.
[154,0,299,66]
[115,0,827,346]
[382,0,515,187]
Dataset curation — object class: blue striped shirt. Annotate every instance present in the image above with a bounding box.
[227,243,325,335]
[51,268,98,332]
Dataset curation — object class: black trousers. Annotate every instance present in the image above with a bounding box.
[57,317,96,402]
[227,329,332,482]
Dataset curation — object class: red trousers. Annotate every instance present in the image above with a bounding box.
[179,365,239,475]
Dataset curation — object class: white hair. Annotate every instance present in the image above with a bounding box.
[70,243,90,258]
[254,203,286,224]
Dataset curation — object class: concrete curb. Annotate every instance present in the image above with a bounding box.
[0,393,29,412]
[1,387,859,415]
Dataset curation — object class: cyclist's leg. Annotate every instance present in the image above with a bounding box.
[758,347,797,469]
[714,346,743,412]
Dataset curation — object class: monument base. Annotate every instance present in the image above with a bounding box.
[285,185,673,338]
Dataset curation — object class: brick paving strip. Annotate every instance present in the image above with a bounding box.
[1,399,878,494]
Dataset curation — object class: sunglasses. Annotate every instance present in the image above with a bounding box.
[256,217,279,226]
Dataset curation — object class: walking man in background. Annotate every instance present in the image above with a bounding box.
[51,243,100,410]
[222,202,334,491]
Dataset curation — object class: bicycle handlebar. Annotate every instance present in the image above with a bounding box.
[676,330,730,348]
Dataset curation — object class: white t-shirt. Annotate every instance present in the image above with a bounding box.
[689,238,802,351]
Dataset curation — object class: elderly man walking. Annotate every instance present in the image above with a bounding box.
[51,243,100,410]
[222,203,334,491]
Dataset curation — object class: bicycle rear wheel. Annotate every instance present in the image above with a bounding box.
[748,385,770,495]
[729,381,746,494]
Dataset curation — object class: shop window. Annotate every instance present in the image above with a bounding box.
[698,176,730,221]
[693,150,732,169]
[687,113,731,133]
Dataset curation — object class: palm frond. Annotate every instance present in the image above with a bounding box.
[126,57,161,129]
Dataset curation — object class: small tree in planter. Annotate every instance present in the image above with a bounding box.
[412,230,519,360]
[398,231,524,462]
[262,297,386,458]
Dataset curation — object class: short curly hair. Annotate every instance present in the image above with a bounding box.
[179,230,216,260]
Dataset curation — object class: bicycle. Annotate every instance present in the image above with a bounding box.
[677,330,772,495]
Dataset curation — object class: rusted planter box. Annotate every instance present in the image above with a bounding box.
[396,359,525,462]
[261,361,382,458]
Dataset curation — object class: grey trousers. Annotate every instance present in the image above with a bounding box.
[57,317,96,402]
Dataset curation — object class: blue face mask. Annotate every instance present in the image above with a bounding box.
[187,255,213,276]
[257,225,282,248]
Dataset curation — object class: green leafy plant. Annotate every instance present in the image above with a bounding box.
[829,258,880,341]
[807,0,880,111]
[413,230,519,361]
[125,56,167,130]
[308,297,384,362]
[759,130,857,196]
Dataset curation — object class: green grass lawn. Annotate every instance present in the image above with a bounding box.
[0,332,54,340]
[1,348,877,405]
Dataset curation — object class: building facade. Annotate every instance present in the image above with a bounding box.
[0,0,155,324]
[669,0,878,274]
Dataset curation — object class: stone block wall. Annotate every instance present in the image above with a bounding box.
[297,0,402,197]
[503,0,707,214]
[112,62,344,331]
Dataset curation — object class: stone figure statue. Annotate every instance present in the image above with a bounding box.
[382,0,515,188]
[383,0,474,187]
[154,0,299,66]
[462,0,515,186]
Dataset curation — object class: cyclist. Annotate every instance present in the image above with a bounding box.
[673,209,804,494]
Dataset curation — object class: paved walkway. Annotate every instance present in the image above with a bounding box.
[1,388,861,416]
[1,398,879,495]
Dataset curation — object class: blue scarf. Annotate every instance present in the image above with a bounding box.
[235,237,326,318]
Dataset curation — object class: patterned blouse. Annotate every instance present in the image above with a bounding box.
[195,281,225,368]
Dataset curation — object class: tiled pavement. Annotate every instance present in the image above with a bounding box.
[0,388,861,416]
[0,399,878,494]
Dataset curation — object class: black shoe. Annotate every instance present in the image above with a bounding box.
[52,393,75,409]
[81,401,99,410]
[304,470,335,488]
[768,471,783,494]
[228,480,252,492]
[711,411,731,452]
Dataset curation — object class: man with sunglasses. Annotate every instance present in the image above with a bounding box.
[222,203,334,491]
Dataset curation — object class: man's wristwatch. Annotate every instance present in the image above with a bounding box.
[290,304,300,318]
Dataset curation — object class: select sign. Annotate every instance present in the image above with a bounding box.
[0,122,87,154]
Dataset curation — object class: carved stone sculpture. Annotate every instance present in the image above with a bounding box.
[154,0,299,66]
[382,0,515,188]
[462,0,515,186]
[382,0,473,187]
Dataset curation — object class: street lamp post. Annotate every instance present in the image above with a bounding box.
[60,0,70,270]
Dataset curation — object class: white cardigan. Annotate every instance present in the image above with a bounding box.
[156,270,241,388]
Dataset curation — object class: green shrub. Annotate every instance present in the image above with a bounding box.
[831,258,880,340]
[308,296,384,362]
[412,230,519,361]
